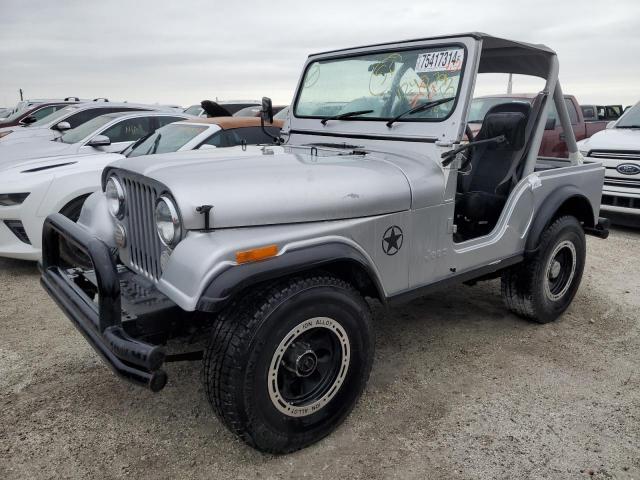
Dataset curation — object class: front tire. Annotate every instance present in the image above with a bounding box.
[203,274,374,453]
[501,215,586,323]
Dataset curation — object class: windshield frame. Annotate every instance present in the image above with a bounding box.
[292,42,468,125]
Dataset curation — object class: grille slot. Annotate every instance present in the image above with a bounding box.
[589,150,640,161]
[122,177,163,280]
[604,178,640,189]
[602,194,640,210]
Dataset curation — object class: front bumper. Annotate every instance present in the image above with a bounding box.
[40,213,174,391]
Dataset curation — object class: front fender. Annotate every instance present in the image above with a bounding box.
[196,242,385,312]
[154,217,388,312]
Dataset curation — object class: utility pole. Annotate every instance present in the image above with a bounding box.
[19,88,24,101]
[507,74,513,95]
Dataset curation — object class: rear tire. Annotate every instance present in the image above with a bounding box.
[501,215,586,323]
[203,274,374,453]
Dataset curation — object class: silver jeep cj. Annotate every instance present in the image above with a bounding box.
[41,33,609,453]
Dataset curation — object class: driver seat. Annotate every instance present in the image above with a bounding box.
[455,102,530,239]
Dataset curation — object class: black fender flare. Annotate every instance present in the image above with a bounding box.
[196,242,386,312]
[524,185,595,255]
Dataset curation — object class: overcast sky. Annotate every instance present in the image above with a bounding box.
[1,0,638,108]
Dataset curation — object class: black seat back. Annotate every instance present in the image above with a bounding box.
[460,102,531,196]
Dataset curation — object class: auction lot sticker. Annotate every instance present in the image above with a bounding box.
[415,48,464,73]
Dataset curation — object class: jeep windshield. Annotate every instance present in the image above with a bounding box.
[295,45,465,122]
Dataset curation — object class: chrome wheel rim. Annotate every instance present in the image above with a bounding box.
[544,240,577,302]
[268,317,350,417]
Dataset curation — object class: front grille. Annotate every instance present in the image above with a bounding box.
[589,150,640,161]
[120,176,163,281]
[604,178,640,189]
[4,220,31,244]
[602,195,640,210]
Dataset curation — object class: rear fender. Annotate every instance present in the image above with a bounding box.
[525,185,595,254]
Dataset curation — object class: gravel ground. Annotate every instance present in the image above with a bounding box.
[1,227,638,480]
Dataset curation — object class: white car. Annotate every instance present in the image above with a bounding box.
[0,102,178,144]
[125,116,283,156]
[578,102,640,220]
[0,111,190,165]
[0,116,282,261]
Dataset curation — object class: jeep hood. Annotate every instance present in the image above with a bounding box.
[114,148,411,229]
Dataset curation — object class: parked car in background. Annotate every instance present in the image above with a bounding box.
[184,100,260,117]
[581,104,623,123]
[578,102,640,222]
[233,104,286,117]
[469,94,608,157]
[0,116,281,261]
[0,99,84,128]
[126,116,283,156]
[274,105,289,120]
[0,111,191,165]
[0,102,176,144]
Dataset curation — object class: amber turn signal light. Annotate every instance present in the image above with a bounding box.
[235,244,278,264]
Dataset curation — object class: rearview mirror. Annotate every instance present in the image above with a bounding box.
[20,115,37,125]
[86,135,111,147]
[54,121,71,131]
[544,117,556,130]
[261,97,274,124]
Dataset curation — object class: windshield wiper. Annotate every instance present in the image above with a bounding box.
[386,97,455,127]
[321,109,374,125]
[616,125,640,128]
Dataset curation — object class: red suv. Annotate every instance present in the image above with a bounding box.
[0,100,80,128]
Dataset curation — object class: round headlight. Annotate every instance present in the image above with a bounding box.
[105,176,125,218]
[155,196,181,247]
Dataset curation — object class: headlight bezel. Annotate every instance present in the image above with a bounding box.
[154,195,182,248]
[105,175,125,219]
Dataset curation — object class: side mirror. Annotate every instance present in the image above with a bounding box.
[261,97,274,124]
[20,115,37,125]
[606,121,616,129]
[86,135,111,147]
[544,117,556,130]
[54,121,71,131]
